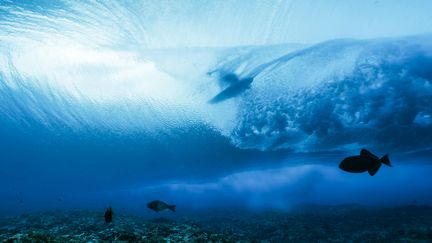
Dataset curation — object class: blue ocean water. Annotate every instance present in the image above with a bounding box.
[0,0,432,225]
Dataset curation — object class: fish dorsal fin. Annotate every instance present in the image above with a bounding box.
[360,149,378,159]
[368,162,382,176]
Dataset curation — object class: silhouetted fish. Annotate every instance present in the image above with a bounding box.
[339,149,391,176]
[104,206,113,223]
[209,74,253,103]
[147,200,176,212]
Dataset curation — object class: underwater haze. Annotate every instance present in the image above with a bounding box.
[1,0,432,240]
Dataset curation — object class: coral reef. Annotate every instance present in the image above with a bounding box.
[0,210,235,242]
[0,205,431,242]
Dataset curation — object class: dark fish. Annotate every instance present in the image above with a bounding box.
[339,149,391,176]
[147,200,176,212]
[209,74,253,104]
[104,206,113,223]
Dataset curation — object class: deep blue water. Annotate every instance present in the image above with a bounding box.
[1,0,432,218]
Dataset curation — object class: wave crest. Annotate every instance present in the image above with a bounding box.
[229,36,432,153]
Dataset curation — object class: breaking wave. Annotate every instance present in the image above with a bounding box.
[0,0,432,194]
[222,36,432,153]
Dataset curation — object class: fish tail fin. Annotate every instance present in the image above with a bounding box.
[368,163,381,176]
[168,205,176,212]
[379,154,391,167]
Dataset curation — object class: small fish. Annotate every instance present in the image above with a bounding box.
[339,149,391,176]
[104,206,113,223]
[147,200,176,212]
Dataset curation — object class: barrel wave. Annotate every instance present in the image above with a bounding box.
[1,0,432,218]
